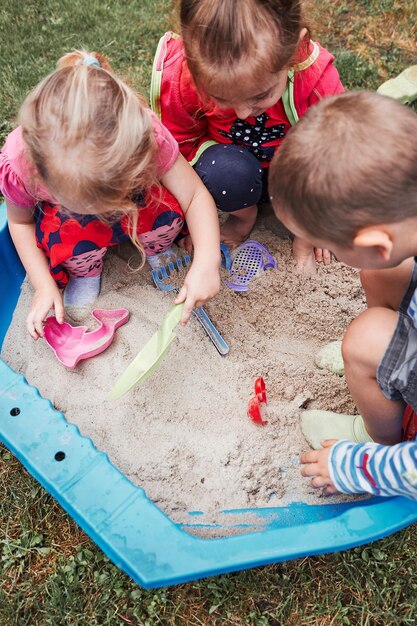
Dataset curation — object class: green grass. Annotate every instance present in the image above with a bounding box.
[1,1,417,624]
[0,0,173,145]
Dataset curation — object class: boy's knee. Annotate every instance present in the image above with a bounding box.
[342,318,365,367]
[342,307,398,370]
[194,144,263,212]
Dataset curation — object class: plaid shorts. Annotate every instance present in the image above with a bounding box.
[377,260,417,408]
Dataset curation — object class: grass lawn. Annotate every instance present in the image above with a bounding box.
[1,1,417,624]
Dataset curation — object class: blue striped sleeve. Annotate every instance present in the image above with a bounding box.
[328,440,417,499]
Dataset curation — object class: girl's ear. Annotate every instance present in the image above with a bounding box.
[298,27,308,43]
[353,227,394,261]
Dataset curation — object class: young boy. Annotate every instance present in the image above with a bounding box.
[269,91,417,499]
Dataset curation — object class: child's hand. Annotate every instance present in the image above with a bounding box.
[27,284,64,340]
[300,439,339,495]
[174,262,220,324]
[293,236,332,273]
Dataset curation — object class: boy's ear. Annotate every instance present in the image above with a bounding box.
[353,227,393,261]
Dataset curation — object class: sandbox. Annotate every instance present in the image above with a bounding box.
[1,203,417,587]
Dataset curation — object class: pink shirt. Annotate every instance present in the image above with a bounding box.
[0,109,179,208]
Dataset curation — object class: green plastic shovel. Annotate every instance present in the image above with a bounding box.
[109,303,184,400]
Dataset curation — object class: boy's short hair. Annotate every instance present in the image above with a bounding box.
[270,91,417,245]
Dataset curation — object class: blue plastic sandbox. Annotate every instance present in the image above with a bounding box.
[1,202,417,588]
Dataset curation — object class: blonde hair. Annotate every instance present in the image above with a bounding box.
[19,49,158,265]
[270,91,417,245]
[180,0,308,96]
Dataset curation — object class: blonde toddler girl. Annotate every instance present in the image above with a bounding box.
[0,50,221,339]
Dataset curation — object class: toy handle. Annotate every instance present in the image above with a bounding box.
[109,303,184,399]
[220,243,232,270]
[224,280,249,293]
[244,240,277,270]
[259,243,277,270]
[192,306,230,356]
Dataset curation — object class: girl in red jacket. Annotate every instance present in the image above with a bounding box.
[151,0,344,272]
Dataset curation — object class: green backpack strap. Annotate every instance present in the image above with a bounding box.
[282,42,320,126]
[281,70,299,126]
[150,32,180,118]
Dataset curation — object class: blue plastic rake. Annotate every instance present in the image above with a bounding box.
[151,253,229,356]
[151,253,189,291]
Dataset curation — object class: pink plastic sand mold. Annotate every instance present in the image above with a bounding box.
[44,308,129,369]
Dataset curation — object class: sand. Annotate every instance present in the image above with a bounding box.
[2,224,366,536]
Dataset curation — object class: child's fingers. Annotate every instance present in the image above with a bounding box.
[35,319,45,338]
[26,314,40,340]
[181,296,194,325]
[323,485,339,496]
[320,439,338,448]
[175,284,194,324]
[322,249,332,265]
[27,313,44,340]
[314,247,323,263]
[310,476,329,489]
[300,449,318,464]
[27,303,49,339]
[35,308,49,338]
[300,462,319,478]
[54,297,65,324]
[174,285,187,305]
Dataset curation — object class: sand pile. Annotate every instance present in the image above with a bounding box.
[2,226,366,535]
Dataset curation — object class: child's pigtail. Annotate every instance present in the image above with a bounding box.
[56,50,112,71]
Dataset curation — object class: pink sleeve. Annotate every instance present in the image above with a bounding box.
[149,110,180,177]
[0,127,38,208]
